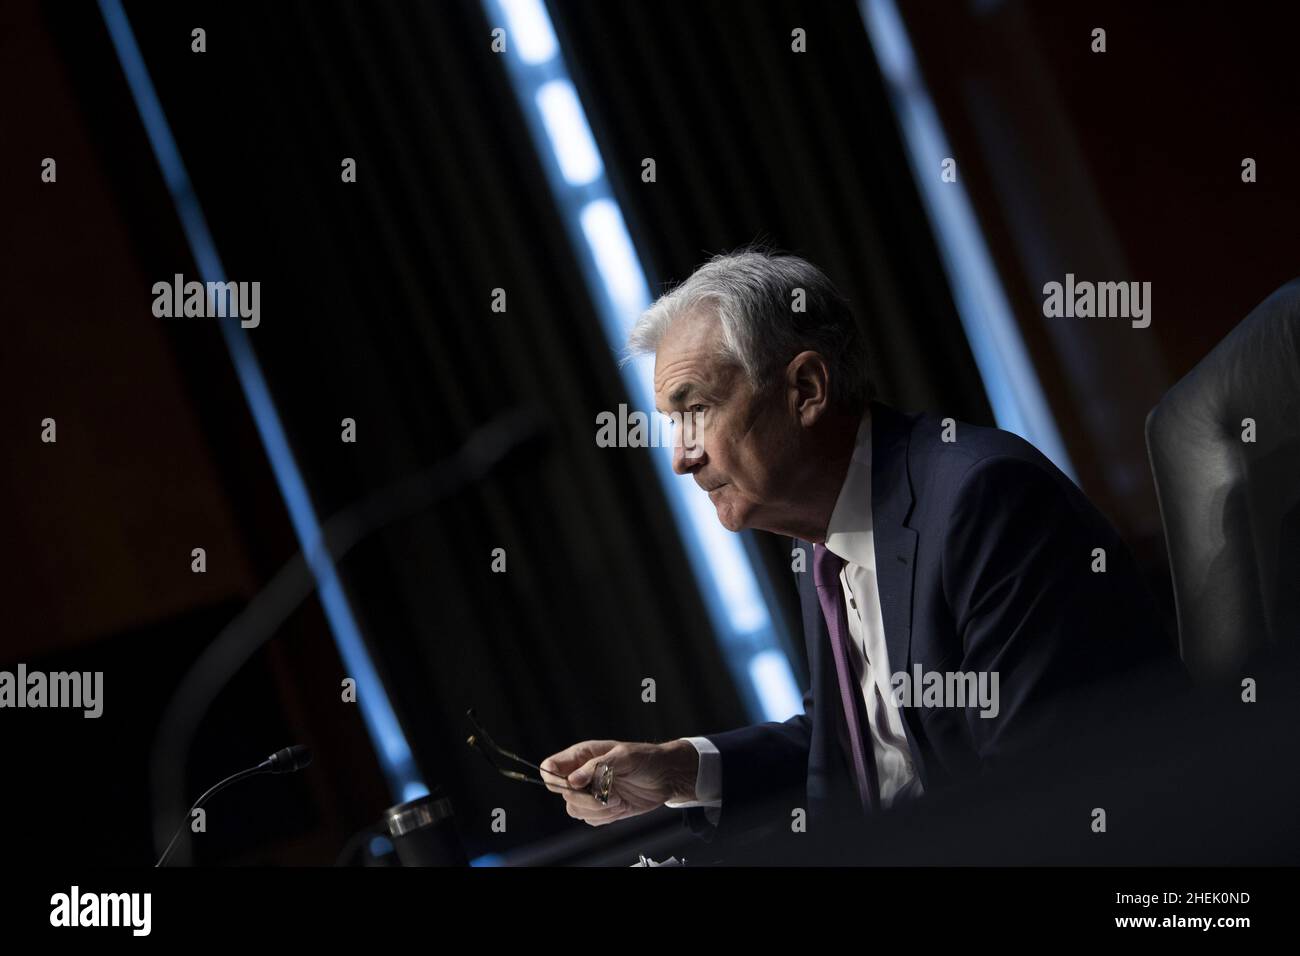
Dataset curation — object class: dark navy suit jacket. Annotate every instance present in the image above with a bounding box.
[681,401,1180,843]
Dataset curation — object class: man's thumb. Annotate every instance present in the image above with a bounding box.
[570,753,607,788]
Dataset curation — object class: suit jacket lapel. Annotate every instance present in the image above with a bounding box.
[870,401,918,681]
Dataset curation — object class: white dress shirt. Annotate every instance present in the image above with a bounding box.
[665,410,923,822]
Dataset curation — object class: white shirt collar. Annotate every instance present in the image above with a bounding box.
[823,409,874,570]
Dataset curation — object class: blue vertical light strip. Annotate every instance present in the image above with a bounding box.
[486,0,802,722]
[98,0,427,803]
[859,0,1076,481]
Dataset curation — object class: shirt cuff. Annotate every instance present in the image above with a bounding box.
[662,736,722,807]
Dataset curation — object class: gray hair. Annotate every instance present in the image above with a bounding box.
[625,247,872,411]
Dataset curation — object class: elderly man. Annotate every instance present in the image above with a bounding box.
[541,249,1180,845]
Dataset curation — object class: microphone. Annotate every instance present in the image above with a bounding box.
[262,745,312,774]
[155,745,313,867]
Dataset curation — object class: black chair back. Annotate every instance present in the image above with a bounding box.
[1146,280,1300,680]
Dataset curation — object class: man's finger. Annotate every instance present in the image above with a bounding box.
[568,749,623,789]
[539,740,617,794]
[561,786,622,813]
[538,760,574,794]
[542,740,618,769]
[555,751,624,808]
[565,800,628,826]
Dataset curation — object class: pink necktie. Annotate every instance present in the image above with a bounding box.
[813,543,881,814]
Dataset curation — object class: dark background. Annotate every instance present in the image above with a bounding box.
[2,0,1296,866]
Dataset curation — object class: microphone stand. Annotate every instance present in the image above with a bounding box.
[156,746,313,866]
[150,407,550,864]
[155,766,263,867]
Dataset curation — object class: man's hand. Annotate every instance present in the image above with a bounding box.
[538,739,700,827]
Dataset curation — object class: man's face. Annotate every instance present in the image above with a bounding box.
[653,310,797,533]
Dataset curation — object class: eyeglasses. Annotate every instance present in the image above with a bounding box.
[464,709,614,804]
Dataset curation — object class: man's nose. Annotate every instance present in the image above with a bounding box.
[671,429,704,475]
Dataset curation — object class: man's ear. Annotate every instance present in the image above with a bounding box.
[786,350,831,426]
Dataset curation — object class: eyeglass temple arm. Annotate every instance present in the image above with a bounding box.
[465,711,586,793]
[468,736,587,792]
